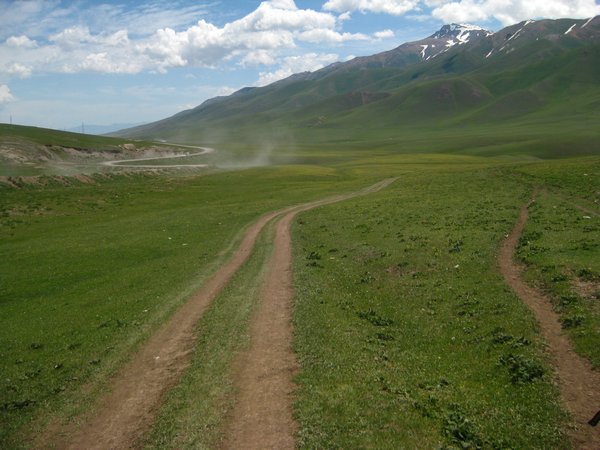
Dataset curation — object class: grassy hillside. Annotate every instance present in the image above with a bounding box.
[0,124,213,176]
[0,124,140,150]
[110,19,600,163]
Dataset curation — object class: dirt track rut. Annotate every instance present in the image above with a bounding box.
[499,198,600,449]
[222,178,396,449]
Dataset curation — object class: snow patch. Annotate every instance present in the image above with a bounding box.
[485,49,494,58]
[454,24,485,32]
[565,24,576,35]
[506,27,524,43]
[446,39,456,48]
[420,45,428,59]
[581,17,593,28]
[456,31,470,43]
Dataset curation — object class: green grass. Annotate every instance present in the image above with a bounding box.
[292,165,569,448]
[0,165,371,447]
[1,144,598,448]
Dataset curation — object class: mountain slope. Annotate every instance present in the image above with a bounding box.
[113,16,600,158]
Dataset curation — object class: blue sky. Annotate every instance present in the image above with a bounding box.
[1,0,598,130]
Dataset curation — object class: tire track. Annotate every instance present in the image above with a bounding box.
[222,178,396,449]
[499,197,600,449]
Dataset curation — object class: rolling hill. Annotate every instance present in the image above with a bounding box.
[113,16,600,159]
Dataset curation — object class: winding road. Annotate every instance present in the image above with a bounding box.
[102,144,214,168]
[40,178,396,449]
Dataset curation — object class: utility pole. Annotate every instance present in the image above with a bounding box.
[9,115,12,125]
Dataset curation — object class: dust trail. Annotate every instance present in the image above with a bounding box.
[222,178,397,449]
[499,197,600,449]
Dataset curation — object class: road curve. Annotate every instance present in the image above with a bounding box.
[102,144,214,168]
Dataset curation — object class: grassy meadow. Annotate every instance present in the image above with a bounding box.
[0,130,598,448]
[292,163,568,448]
[0,165,372,447]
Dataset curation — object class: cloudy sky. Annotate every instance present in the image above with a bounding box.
[1,0,598,130]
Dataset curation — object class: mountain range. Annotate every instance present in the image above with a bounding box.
[113,16,600,158]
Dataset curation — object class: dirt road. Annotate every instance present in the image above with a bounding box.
[499,198,600,449]
[102,145,213,168]
[222,178,396,449]
[41,179,395,449]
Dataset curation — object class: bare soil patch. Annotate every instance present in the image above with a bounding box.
[573,278,600,300]
[499,199,600,449]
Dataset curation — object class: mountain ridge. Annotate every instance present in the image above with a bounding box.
[112,16,600,159]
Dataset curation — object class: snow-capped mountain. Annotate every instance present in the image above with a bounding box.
[418,23,493,60]
[319,22,494,72]
[114,16,600,144]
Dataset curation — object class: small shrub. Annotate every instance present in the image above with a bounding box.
[442,410,482,449]
[561,314,585,329]
[357,309,394,327]
[306,251,322,260]
[577,267,598,281]
[499,353,545,384]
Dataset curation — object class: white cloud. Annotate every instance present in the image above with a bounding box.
[0,0,413,79]
[77,52,143,74]
[6,63,32,78]
[324,0,420,15]
[374,29,396,39]
[50,26,130,50]
[298,29,369,43]
[233,0,336,31]
[241,50,278,67]
[6,35,38,48]
[431,0,600,26]
[1,1,336,76]
[139,1,354,70]
[257,53,339,85]
[0,85,15,104]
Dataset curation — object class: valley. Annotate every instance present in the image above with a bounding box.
[1,14,599,449]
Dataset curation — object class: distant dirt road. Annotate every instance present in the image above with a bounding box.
[102,145,213,168]
[499,198,600,449]
[40,178,395,450]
